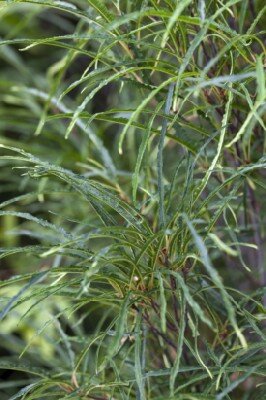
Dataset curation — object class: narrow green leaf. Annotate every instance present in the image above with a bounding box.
[170,293,186,396]
[216,364,259,400]
[183,215,247,348]
[157,82,175,228]
[0,271,48,320]
[170,271,214,329]
[157,0,192,60]
[135,310,145,400]
[132,101,163,204]
[157,272,167,333]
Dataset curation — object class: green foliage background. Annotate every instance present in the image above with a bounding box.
[0,0,265,399]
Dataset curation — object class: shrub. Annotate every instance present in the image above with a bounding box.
[0,1,265,399]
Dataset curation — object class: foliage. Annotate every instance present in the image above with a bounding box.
[0,0,265,399]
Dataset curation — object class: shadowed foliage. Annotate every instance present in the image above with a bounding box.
[0,0,265,399]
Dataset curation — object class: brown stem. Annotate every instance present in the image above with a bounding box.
[151,298,178,332]
[170,275,179,323]
[131,303,177,351]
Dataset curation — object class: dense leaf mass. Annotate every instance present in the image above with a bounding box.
[0,1,265,399]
